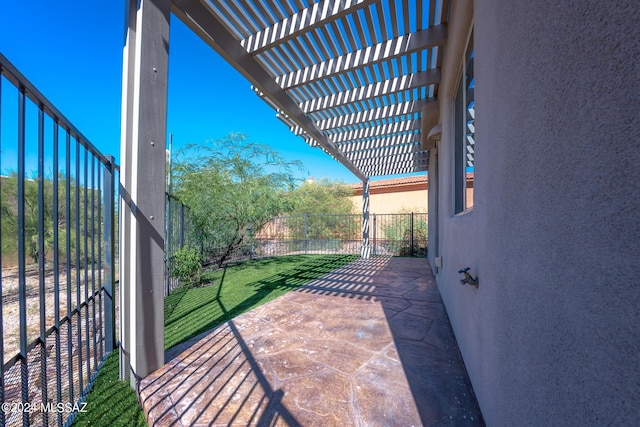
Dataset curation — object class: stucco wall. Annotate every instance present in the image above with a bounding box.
[432,1,640,425]
[349,189,428,214]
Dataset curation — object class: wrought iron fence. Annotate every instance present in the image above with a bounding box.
[256,214,362,256]
[165,194,428,294]
[165,193,196,294]
[1,53,119,427]
[371,213,428,257]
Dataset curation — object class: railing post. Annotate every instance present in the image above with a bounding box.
[35,106,51,426]
[165,193,171,296]
[37,104,49,427]
[410,212,415,257]
[180,202,185,249]
[361,179,371,258]
[17,85,30,425]
[304,213,308,254]
[103,155,116,353]
[373,213,377,256]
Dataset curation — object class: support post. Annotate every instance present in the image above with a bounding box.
[120,0,170,388]
[103,155,116,353]
[361,179,371,258]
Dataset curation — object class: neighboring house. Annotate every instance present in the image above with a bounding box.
[348,174,474,214]
[348,176,429,214]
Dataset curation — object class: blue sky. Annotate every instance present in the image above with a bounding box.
[0,1,422,184]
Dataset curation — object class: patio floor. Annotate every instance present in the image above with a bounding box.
[139,256,484,426]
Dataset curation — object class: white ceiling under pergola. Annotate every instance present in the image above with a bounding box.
[172,0,449,181]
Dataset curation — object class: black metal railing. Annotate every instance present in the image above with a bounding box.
[371,213,429,257]
[1,53,119,427]
[165,193,195,294]
[165,194,427,294]
[255,213,363,256]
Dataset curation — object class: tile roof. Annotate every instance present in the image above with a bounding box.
[349,175,429,190]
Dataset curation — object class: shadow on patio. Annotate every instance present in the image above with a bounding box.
[139,257,484,426]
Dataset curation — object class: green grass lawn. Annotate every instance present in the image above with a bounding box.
[72,350,147,426]
[73,254,356,426]
[165,254,357,349]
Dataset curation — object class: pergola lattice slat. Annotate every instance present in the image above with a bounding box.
[316,99,433,131]
[347,145,428,162]
[352,151,429,168]
[338,133,420,153]
[355,161,429,173]
[329,119,421,143]
[363,161,428,173]
[300,69,439,113]
[365,166,427,176]
[241,0,378,55]
[276,25,447,90]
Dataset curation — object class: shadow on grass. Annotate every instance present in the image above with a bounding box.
[164,254,357,351]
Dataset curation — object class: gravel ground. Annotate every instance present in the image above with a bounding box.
[1,263,120,426]
[2,264,112,359]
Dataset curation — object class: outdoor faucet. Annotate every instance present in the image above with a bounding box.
[458,268,478,288]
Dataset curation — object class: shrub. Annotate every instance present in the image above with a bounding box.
[170,246,203,287]
[381,213,428,257]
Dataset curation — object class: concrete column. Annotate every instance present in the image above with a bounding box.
[120,0,170,388]
[360,179,371,258]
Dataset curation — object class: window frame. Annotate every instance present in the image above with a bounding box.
[454,28,474,214]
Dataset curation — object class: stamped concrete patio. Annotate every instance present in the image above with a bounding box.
[139,257,483,426]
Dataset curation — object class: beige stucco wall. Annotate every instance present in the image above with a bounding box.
[349,189,428,214]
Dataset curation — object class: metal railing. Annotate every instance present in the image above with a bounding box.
[165,194,427,294]
[257,213,362,256]
[371,213,429,257]
[1,53,119,427]
[258,213,428,258]
[165,193,194,294]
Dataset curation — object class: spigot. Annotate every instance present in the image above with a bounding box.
[458,267,478,288]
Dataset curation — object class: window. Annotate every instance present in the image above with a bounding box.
[455,30,474,213]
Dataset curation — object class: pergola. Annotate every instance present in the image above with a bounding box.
[119,0,458,386]
[172,0,446,179]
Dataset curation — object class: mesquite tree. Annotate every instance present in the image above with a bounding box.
[171,133,302,267]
